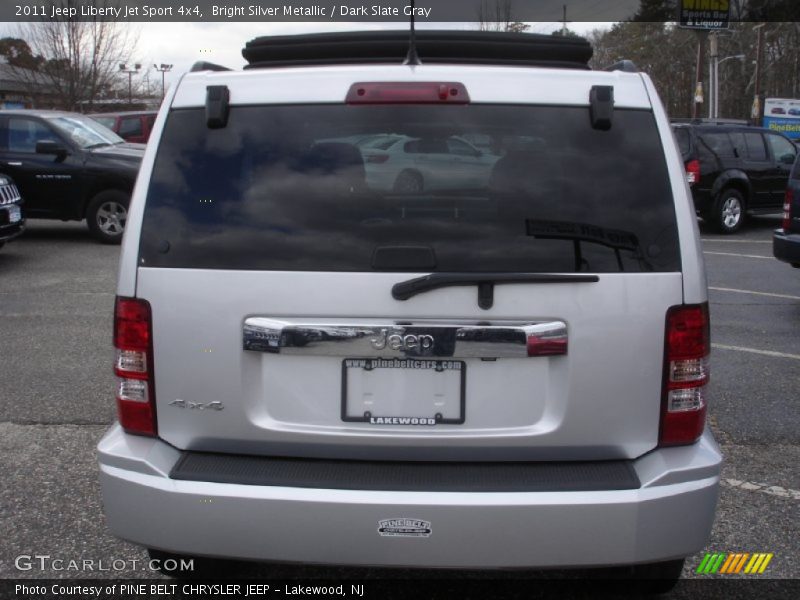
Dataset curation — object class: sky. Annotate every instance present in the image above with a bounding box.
[0,21,611,96]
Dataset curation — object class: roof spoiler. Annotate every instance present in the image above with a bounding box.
[604,60,638,73]
[191,61,232,73]
[242,31,593,70]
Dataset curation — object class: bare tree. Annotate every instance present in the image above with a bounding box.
[476,0,530,33]
[7,0,138,111]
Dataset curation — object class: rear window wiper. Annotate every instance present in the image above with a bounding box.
[392,272,599,309]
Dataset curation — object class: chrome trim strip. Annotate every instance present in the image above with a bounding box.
[243,318,567,358]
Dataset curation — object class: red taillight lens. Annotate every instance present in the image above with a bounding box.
[365,154,390,164]
[660,303,710,446]
[114,297,156,436]
[346,82,470,104]
[685,159,700,186]
[782,189,793,232]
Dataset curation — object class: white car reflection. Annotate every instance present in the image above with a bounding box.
[356,135,500,193]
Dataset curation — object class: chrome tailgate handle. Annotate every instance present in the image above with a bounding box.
[243,319,567,358]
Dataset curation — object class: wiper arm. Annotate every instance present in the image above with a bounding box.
[85,142,112,150]
[392,272,599,309]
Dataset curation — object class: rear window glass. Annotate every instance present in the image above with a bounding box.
[673,128,691,156]
[699,132,734,157]
[119,117,143,137]
[140,105,680,273]
[744,132,767,160]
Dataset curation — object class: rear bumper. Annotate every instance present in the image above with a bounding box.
[98,425,721,569]
[690,188,716,215]
[773,229,800,266]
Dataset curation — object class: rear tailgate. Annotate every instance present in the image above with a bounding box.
[137,270,680,460]
[130,66,686,462]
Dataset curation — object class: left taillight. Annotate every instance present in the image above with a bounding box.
[685,159,700,186]
[114,297,157,436]
[659,303,710,447]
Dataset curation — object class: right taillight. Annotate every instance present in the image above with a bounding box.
[685,159,700,186]
[660,303,710,446]
[114,297,157,436]
[782,188,793,232]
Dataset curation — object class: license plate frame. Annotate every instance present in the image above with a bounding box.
[341,358,466,425]
[6,205,21,224]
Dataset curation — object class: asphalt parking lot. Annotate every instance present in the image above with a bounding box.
[0,216,798,595]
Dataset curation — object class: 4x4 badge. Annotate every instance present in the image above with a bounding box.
[169,399,224,411]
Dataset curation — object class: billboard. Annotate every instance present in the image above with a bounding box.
[763,98,800,140]
[679,0,731,30]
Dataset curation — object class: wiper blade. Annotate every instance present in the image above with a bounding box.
[85,142,112,149]
[392,272,599,309]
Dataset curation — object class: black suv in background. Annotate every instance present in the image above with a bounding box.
[672,121,797,233]
[0,110,144,243]
[773,154,800,268]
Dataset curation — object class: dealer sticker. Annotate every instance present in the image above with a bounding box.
[378,518,432,538]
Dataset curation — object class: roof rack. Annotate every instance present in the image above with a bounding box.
[604,60,638,73]
[190,61,232,73]
[242,31,593,70]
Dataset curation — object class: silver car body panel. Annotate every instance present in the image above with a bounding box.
[98,425,721,568]
[105,63,718,568]
[136,269,681,461]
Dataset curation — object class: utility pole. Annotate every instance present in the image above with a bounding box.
[752,23,765,124]
[692,31,707,119]
[561,5,568,36]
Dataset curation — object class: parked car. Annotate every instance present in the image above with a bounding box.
[356,134,500,193]
[89,111,157,144]
[773,154,800,268]
[672,121,797,233]
[0,174,24,249]
[0,110,145,243]
[98,31,720,590]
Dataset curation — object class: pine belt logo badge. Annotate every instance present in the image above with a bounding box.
[696,552,774,575]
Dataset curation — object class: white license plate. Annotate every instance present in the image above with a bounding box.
[6,205,21,223]
[342,358,465,425]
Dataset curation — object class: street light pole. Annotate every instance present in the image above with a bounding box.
[714,54,745,119]
[708,32,718,119]
[119,63,141,107]
[153,63,173,99]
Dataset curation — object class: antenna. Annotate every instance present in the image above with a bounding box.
[403,0,421,65]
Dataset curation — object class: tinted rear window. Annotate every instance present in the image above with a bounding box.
[140,105,679,273]
[699,132,735,157]
[673,127,691,156]
[744,132,767,160]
